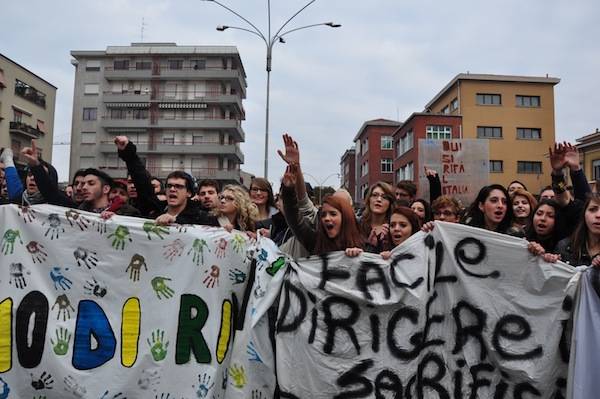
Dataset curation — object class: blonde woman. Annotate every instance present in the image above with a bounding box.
[214,184,259,232]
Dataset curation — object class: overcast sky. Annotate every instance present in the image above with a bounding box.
[2,0,599,186]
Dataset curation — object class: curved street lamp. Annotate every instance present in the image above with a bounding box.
[202,0,341,179]
[303,172,340,205]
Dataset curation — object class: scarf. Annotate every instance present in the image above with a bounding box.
[22,190,45,206]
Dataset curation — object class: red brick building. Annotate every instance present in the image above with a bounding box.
[353,118,402,204]
[340,147,356,202]
[392,113,462,185]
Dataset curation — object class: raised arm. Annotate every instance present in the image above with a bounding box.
[0,149,24,201]
[548,142,572,207]
[563,142,591,201]
[424,166,441,203]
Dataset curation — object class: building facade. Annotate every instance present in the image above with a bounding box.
[69,43,246,183]
[576,128,600,191]
[392,113,463,185]
[339,147,356,201]
[353,119,402,204]
[424,73,559,193]
[0,53,57,167]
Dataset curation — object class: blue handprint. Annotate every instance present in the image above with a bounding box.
[0,377,9,399]
[195,373,214,398]
[247,341,264,363]
[50,267,72,290]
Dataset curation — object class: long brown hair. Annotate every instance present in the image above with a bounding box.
[569,194,600,261]
[314,195,363,255]
[359,181,395,237]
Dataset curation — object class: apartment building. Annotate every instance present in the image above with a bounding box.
[392,112,462,184]
[576,128,600,191]
[339,147,356,201]
[0,53,56,166]
[69,43,246,183]
[424,73,559,193]
[353,118,402,204]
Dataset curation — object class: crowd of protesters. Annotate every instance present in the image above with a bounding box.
[1,135,598,268]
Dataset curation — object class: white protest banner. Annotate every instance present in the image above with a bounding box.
[266,222,580,398]
[568,267,600,399]
[0,204,260,399]
[418,139,488,204]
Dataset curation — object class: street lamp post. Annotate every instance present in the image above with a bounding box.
[303,172,340,205]
[202,0,341,180]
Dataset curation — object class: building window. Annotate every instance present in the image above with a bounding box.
[169,60,184,70]
[593,160,600,181]
[192,59,206,70]
[441,106,450,114]
[426,125,452,140]
[398,162,414,181]
[13,109,23,123]
[516,95,540,107]
[361,161,369,177]
[450,98,459,112]
[476,93,501,105]
[381,136,393,149]
[113,60,130,70]
[132,109,148,120]
[489,160,503,173]
[110,109,126,119]
[477,126,502,138]
[85,60,101,71]
[404,130,414,152]
[136,61,152,70]
[81,132,96,144]
[80,156,95,168]
[84,84,99,95]
[381,159,393,173]
[362,139,368,155]
[83,108,97,121]
[517,161,542,174]
[517,128,541,140]
[163,133,175,145]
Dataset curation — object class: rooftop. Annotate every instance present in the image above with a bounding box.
[424,73,561,110]
[353,118,402,142]
[0,53,58,89]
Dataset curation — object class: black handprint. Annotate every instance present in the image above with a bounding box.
[84,278,107,298]
[43,213,64,240]
[31,371,54,390]
[9,262,28,289]
[74,247,98,269]
[27,241,48,263]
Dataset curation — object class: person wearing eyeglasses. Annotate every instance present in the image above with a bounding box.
[249,177,277,229]
[213,185,259,232]
[359,182,395,253]
[115,136,219,226]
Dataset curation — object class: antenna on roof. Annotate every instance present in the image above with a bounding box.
[140,17,147,42]
[396,104,400,121]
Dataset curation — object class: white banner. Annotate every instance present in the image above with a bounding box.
[0,204,262,399]
[262,222,580,398]
[418,139,489,204]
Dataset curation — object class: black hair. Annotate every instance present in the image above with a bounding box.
[464,184,513,233]
[166,170,194,194]
[525,199,562,253]
[82,168,113,188]
[508,180,528,192]
[197,179,220,193]
[71,169,87,186]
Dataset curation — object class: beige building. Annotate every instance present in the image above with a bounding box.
[425,73,559,193]
[0,53,57,166]
[576,128,600,191]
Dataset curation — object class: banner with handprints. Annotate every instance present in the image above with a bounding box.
[0,204,269,399]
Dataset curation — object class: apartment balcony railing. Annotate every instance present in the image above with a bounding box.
[103,65,246,87]
[98,140,244,162]
[98,166,241,181]
[10,121,44,139]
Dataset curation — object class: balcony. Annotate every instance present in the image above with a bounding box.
[97,166,241,182]
[154,118,245,141]
[104,66,246,86]
[10,121,44,139]
[103,91,151,104]
[100,116,150,129]
[98,141,244,162]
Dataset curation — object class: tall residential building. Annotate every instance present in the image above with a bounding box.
[424,73,559,193]
[69,43,246,183]
[339,147,356,201]
[353,119,402,204]
[0,53,57,167]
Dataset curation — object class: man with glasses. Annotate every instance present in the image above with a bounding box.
[115,136,219,226]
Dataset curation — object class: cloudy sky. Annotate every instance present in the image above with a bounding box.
[2,0,599,186]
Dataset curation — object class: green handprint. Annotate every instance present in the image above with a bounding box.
[266,256,286,276]
[187,238,210,266]
[50,327,72,356]
[1,229,23,255]
[147,329,169,362]
[151,277,175,300]
[143,222,170,240]
[228,364,247,389]
[231,233,246,253]
[107,225,133,250]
